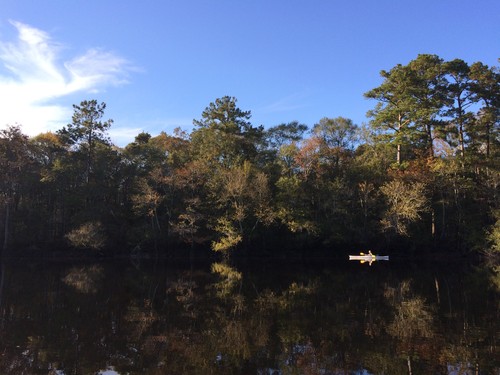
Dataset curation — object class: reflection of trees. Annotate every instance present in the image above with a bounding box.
[210,262,243,299]
[436,265,500,374]
[385,280,437,374]
[0,261,498,374]
[388,296,434,339]
[385,281,434,339]
[62,264,104,293]
[0,263,127,374]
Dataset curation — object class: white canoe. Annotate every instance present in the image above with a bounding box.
[349,255,389,261]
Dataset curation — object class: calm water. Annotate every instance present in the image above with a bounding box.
[0,258,498,375]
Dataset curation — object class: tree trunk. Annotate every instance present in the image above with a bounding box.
[431,209,435,237]
[407,354,413,375]
[457,98,466,158]
[426,123,434,158]
[434,277,440,305]
[0,262,5,314]
[2,200,10,254]
[397,113,403,164]
[458,122,465,158]
[485,121,490,159]
[87,130,93,185]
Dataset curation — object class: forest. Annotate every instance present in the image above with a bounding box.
[0,54,499,259]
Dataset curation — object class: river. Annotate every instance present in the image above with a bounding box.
[0,257,498,374]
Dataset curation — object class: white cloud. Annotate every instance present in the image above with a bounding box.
[108,126,144,147]
[0,20,133,136]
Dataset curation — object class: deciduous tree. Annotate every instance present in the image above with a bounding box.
[380,179,428,236]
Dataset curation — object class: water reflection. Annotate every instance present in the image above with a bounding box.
[63,265,105,294]
[0,260,498,374]
[384,281,436,375]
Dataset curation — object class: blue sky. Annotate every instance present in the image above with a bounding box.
[1,0,499,146]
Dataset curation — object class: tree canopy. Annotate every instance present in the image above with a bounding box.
[0,55,498,259]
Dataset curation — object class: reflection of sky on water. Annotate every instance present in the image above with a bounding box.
[258,370,372,375]
[447,364,476,375]
[98,368,120,375]
[55,367,119,374]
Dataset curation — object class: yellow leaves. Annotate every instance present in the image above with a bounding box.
[211,262,242,282]
[210,161,275,253]
[212,234,243,253]
[32,131,63,148]
[216,161,271,210]
[380,179,428,236]
[388,297,434,340]
[211,262,243,300]
[211,217,242,253]
[65,221,106,250]
[385,280,435,345]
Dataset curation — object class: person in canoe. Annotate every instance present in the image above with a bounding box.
[360,250,374,257]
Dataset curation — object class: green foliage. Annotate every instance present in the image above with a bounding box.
[265,121,308,149]
[191,96,263,167]
[2,56,499,256]
[487,210,500,254]
[58,100,112,147]
[57,100,113,185]
[312,116,358,151]
[0,125,36,251]
[275,175,318,235]
[365,63,416,163]
[0,126,34,194]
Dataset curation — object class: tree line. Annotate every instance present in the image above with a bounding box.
[1,54,499,257]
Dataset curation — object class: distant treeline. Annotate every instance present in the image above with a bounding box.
[1,54,499,258]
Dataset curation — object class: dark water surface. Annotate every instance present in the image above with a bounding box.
[0,258,498,374]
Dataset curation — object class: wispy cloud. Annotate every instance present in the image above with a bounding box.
[258,93,309,114]
[0,20,133,136]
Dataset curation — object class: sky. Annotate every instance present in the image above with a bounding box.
[1,0,499,146]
